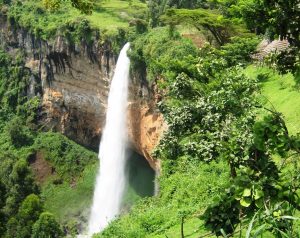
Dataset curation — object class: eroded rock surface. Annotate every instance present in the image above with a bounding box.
[128,102,165,170]
[0,15,165,170]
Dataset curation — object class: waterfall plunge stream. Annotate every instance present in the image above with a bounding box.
[88,43,130,236]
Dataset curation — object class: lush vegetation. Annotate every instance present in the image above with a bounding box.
[0,49,99,237]
[0,0,300,237]
[98,27,299,236]
[2,0,146,43]
[97,0,300,237]
[43,0,97,14]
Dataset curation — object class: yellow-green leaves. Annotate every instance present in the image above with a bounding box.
[43,0,60,11]
[240,197,252,207]
[43,0,95,14]
[243,188,251,197]
[237,186,264,208]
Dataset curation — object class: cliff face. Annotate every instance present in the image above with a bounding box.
[0,15,164,170]
[128,103,165,170]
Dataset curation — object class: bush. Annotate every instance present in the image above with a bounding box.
[276,47,300,75]
[32,212,63,238]
[2,158,39,216]
[129,27,199,83]
[6,194,44,238]
[220,36,260,66]
[33,132,97,178]
[6,117,34,148]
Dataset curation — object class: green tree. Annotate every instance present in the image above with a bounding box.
[43,0,96,14]
[31,212,63,238]
[162,8,249,45]
[6,116,34,148]
[147,0,169,27]
[6,194,43,238]
[220,36,260,66]
[168,0,209,9]
[2,158,38,217]
[238,0,300,46]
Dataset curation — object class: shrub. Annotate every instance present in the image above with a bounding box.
[220,36,260,66]
[33,132,97,178]
[6,194,44,238]
[129,27,199,83]
[32,212,63,238]
[6,117,34,148]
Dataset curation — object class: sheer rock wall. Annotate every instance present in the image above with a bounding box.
[0,15,165,170]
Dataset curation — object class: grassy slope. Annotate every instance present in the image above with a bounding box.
[86,0,146,30]
[41,163,98,223]
[245,65,300,135]
[96,161,229,238]
[7,0,146,39]
[97,65,300,238]
[245,65,300,235]
[32,132,98,225]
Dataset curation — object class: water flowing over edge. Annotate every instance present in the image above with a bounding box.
[87,43,131,237]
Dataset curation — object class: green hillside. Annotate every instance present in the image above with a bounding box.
[0,0,299,237]
[6,0,146,40]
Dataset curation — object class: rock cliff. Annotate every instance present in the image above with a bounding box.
[0,15,165,170]
[128,100,165,170]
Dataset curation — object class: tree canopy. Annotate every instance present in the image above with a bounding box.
[162,8,250,45]
[231,0,300,46]
[32,212,63,238]
[43,0,95,14]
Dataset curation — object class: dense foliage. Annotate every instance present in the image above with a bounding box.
[97,2,300,236]
[162,8,251,46]
[31,212,63,238]
[129,28,199,82]
[0,50,97,237]
[43,0,96,14]
[237,0,300,46]
[1,0,300,237]
[148,37,299,236]
[2,0,146,45]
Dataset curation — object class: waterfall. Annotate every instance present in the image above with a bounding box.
[88,43,130,236]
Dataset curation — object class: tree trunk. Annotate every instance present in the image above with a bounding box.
[230,163,237,178]
[181,217,184,238]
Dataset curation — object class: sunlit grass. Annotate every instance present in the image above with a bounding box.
[81,0,147,30]
[245,65,300,135]
[8,0,147,39]
[245,65,300,236]
[41,163,98,222]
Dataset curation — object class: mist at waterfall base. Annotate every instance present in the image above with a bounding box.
[88,43,130,236]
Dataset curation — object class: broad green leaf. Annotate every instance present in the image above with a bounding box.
[273,210,281,217]
[254,189,264,200]
[240,197,252,207]
[255,198,263,208]
[243,188,251,197]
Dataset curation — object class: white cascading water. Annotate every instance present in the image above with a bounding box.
[88,43,130,236]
